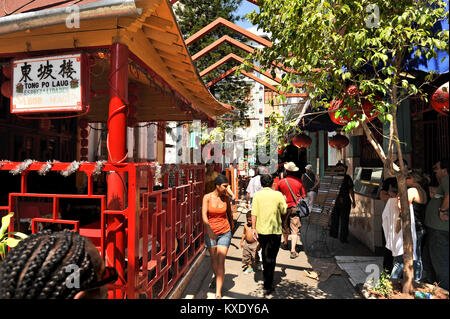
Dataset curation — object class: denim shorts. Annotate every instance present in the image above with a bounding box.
[205,230,232,249]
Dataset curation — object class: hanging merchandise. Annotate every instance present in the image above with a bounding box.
[431,82,449,116]
[292,133,312,148]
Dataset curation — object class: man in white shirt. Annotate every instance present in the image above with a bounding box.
[246,166,265,207]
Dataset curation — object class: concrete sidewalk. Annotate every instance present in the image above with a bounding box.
[181,206,379,299]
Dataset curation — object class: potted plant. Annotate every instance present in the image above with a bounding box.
[0,213,28,262]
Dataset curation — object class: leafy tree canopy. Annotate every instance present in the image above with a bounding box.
[246,0,448,138]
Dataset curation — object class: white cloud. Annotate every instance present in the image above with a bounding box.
[246,25,271,39]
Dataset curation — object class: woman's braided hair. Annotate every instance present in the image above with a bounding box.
[0,230,97,299]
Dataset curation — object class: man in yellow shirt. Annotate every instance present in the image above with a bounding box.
[251,174,287,295]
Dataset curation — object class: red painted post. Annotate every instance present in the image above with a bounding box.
[107,43,128,298]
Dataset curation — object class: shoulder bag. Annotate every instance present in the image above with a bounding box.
[285,179,310,218]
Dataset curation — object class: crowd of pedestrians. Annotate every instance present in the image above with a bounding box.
[1,159,446,299]
[381,158,448,291]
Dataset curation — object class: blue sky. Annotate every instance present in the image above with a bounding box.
[234,1,259,30]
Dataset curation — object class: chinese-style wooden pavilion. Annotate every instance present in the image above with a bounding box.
[0,0,230,299]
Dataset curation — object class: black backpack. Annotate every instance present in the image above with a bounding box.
[285,179,310,218]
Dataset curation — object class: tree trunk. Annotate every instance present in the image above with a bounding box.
[391,111,415,295]
[397,174,415,295]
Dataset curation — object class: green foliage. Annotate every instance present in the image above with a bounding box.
[174,0,252,124]
[0,213,28,261]
[246,0,449,132]
[370,270,394,298]
[265,112,300,148]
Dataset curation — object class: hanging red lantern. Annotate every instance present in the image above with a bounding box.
[329,134,349,149]
[78,118,89,129]
[292,133,312,148]
[329,99,352,125]
[329,85,380,125]
[1,80,12,98]
[2,65,11,79]
[80,128,89,139]
[431,82,449,116]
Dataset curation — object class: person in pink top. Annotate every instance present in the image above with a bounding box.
[275,162,306,259]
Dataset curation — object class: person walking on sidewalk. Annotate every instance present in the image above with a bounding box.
[240,211,261,274]
[275,162,306,258]
[329,163,356,243]
[246,166,265,209]
[251,174,288,295]
[202,174,234,299]
[302,164,320,209]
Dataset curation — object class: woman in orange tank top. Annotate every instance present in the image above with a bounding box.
[202,174,234,299]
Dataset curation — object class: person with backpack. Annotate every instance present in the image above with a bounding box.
[274,162,306,259]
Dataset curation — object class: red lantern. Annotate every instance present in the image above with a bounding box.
[329,85,380,125]
[329,134,349,149]
[80,128,89,139]
[292,133,312,148]
[2,65,11,79]
[1,80,12,98]
[431,82,449,116]
[78,118,89,129]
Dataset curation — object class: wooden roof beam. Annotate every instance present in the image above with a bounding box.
[192,35,254,61]
[185,17,272,48]
[206,67,308,98]
[143,26,179,44]
[200,53,282,83]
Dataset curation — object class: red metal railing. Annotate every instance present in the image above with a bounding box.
[0,161,207,299]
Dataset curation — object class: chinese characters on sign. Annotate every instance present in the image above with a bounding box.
[11,53,86,113]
